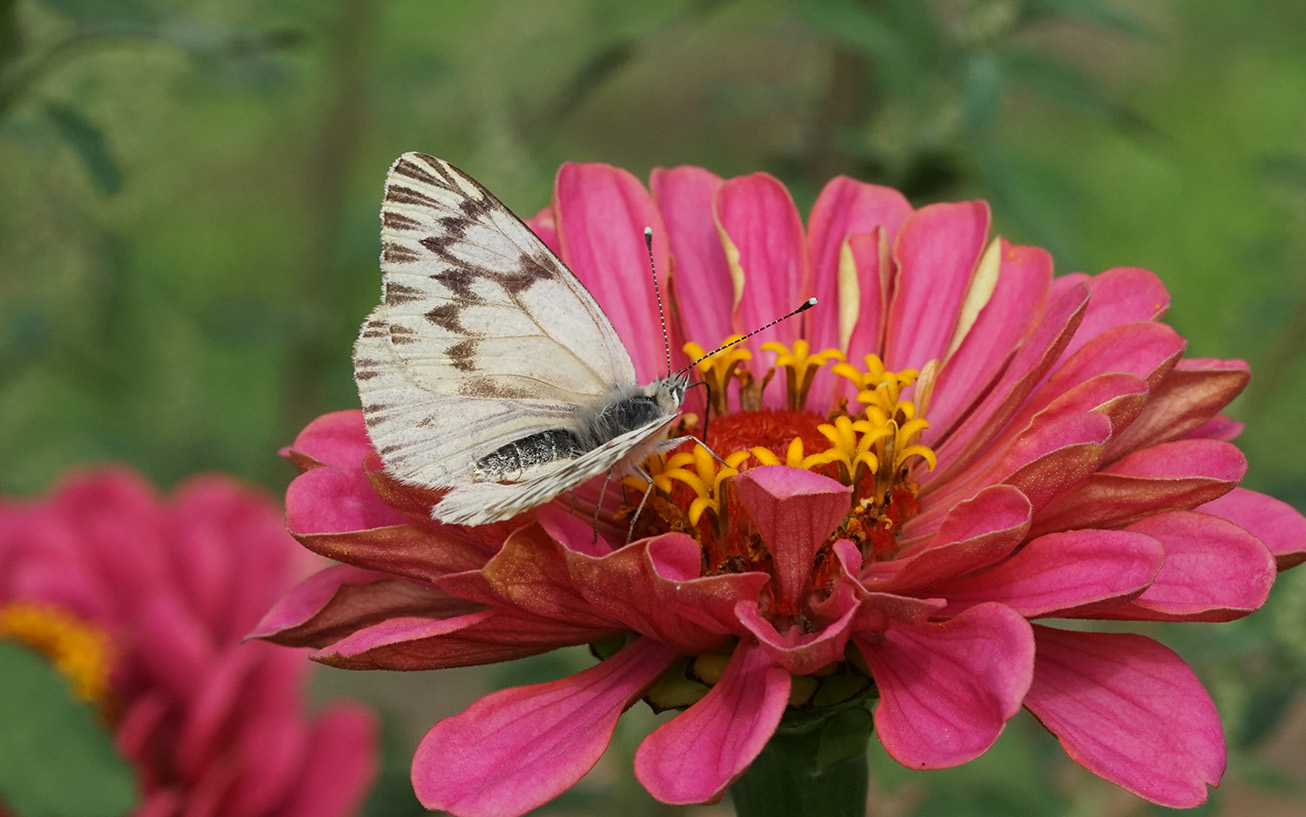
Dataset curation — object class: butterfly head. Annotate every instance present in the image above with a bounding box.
[650,370,691,414]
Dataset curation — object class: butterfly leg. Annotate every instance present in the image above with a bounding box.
[625,465,657,544]
[592,470,614,545]
[660,435,732,468]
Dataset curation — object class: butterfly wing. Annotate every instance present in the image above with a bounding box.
[433,414,679,526]
[355,153,638,491]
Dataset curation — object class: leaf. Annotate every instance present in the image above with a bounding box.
[1001,46,1152,136]
[962,50,1004,137]
[1235,671,1301,748]
[44,103,123,195]
[1020,0,1153,38]
[797,0,904,69]
[39,0,157,24]
[359,716,430,817]
[0,643,139,817]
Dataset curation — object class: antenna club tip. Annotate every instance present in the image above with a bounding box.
[644,226,653,236]
[800,297,817,310]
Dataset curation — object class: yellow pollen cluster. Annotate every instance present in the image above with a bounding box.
[0,601,115,706]
[760,339,845,410]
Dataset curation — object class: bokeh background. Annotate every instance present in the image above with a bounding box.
[2,0,1304,814]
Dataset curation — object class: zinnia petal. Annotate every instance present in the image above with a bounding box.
[714,173,809,363]
[1114,511,1276,621]
[554,162,670,382]
[1024,627,1224,808]
[634,639,790,805]
[286,466,411,535]
[651,165,734,349]
[883,201,990,370]
[856,602,1034,768]
[1033,438,1246,535]
[1198,487,1306,569]
[280,409,372,471]
[731,466,851,608]
[1056,266,1170,367]
[413,638,678,817]
[277,705,380,817]
[1107,357,1250,457]
[806,176,912,356]
[880,484,1031,590]
[933,529,1164,617]
[928,241,1051,435]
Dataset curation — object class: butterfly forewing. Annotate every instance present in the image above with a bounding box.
[356,153,638,491]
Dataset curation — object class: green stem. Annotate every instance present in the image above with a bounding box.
[731,701,874,817]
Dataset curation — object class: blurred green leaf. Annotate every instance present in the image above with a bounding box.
[0,643,138,817]
[1018,0,1154,37]
[1236,673,1301,748]
[155,20,303,64]
[1002,46,1150,135]
[39,0,157,24]
[1235,756,1301,794]
[359,717,428,817]
[43,103,122,194]
[962,50,1003,137]
[1262,154,1306,191]
[798,0,905,73]
[1020,0,1152,37]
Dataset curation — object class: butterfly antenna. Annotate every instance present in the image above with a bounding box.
[645,227,672,378]
[679,297,818,373]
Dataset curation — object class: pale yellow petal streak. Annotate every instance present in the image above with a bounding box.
[715,220,747,316]
[946,236,1002,359]
[837,238,861,352]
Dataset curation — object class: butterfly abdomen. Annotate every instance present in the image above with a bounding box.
[474,428,586,481]
[470,383,679,485]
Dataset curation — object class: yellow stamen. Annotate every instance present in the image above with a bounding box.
[663,446,751,526]
[760,339,845,410]
[815,416,885,485]
[750,435,830,471]
[834,354,919,418]
[684,337,752,418]
[0,602,115,706]
[829,353,938,478]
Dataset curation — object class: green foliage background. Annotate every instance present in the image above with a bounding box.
[1,0,1304,815]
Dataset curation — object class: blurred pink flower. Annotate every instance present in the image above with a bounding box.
[255,163,1306,816]
[0,467,378,817]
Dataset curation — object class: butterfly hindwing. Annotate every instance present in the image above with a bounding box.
[432,413,680,525]
[356,153,639,491]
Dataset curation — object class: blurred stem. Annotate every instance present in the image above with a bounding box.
[730,702,873,817]
[1245,282,1306,422]
[803,23,876,187]
[280,0,380,442]
[537,0,732,130]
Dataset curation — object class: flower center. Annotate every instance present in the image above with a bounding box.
[626,340,938,570]
[0,601,116,712]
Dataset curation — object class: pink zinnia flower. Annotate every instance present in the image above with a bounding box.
[0,467,378,817]
[255,163,1306,816]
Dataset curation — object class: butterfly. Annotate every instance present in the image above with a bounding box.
[353,153,692,527]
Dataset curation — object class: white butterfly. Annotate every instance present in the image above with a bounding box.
[353,153,690,526]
